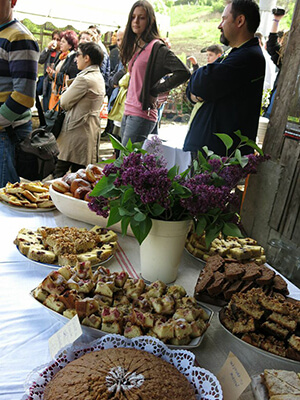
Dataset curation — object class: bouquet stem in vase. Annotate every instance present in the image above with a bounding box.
[140,219,192,284]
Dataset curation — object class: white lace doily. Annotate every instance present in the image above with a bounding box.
[23,334,223,400]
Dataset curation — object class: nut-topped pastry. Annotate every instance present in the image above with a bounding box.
[14,225,118,266]
[220,287,300,361]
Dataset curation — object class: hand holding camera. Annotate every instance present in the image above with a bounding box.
[272,7,285,17]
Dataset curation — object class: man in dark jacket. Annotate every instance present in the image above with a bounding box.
[183,0,265,156]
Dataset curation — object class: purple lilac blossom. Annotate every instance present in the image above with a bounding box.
[180,179,231,216]
[103,163,119,177]
[143,136,168,167]
[88,196,109,218]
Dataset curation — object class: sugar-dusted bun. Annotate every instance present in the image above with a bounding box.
[62,172,77,186]
[76,168,88,181]
[74,187,91,200]
[70,178,91,194]
[86,164,103,183]
[52,180,70,194]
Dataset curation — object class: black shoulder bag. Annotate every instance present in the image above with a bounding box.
[44,100,66,139]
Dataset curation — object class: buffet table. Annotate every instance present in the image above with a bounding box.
[0,202,299,400]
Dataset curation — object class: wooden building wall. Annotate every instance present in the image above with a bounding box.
[241,0,300,255]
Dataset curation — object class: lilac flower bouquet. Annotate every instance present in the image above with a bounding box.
[89,132,268,245]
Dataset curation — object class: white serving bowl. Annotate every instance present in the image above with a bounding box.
[49,182,133,236]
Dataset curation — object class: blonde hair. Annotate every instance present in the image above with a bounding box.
[79,29,97,42]
[278,30,289,65]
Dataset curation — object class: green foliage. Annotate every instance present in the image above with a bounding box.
[212,1,224,13]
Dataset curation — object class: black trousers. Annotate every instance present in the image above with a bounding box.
[53,159,85,178]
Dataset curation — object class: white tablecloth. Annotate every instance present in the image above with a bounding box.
[145,123,191,173]
[0,202,299,400]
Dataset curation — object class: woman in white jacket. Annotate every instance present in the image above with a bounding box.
[54,42,105,177]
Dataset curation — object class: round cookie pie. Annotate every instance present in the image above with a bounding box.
[44,347,196,400]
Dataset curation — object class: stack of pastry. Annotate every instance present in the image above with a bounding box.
[33,263,210,345]
[51,164,103,201]
[194,254,289,306]
[261,369,300,399]
[14,225,118,266]
[186,231,266,264]
[0,181,54,209]
[220,287,300,361]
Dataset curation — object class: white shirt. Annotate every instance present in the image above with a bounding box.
[261,46,277,91]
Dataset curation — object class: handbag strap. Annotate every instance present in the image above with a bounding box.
[49,99,61,112]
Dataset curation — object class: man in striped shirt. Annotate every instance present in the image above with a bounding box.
[0,0,39,186]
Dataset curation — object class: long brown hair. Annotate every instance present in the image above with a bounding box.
[120,0,161,66]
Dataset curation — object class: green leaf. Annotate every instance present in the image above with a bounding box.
[202,146,214,157]
[97,158,115,165]
[108,134,127,152]
[119,207,132,217]
[214,133,234,150]
[167,165,179,180]
[205,225,222,247]
[222,222,243,238]
[233,130,248,143]
[130,217,152,244]
[172,181,190,196]
[234,149,249,168]
[107,206,122,226]
[150,203,165,216]
[246,139,264,155]
[126,139,133,152]
[90,175,115,197]
[197,150,209,167]
[132,141,145,151]
[134,211,146,222]
[121,216,131,235]
[180,167,191,178]
[195,216,207,236]
[122,187,135,203]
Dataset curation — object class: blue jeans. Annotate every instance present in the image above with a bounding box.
[0,121,32,187]
[121,115,156,146]
[264,88,276,119]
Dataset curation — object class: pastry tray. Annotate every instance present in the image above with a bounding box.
[219,308,300,365]
[30,289,214,349]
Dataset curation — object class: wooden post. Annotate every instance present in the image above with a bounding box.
[241,0,300,249]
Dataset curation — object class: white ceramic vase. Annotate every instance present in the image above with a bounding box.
[140,219,192,284]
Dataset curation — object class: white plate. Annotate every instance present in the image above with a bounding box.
[17,246,114,270]
[29,288,214,349]
[219,308,300,365]
[0,200,56,212]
